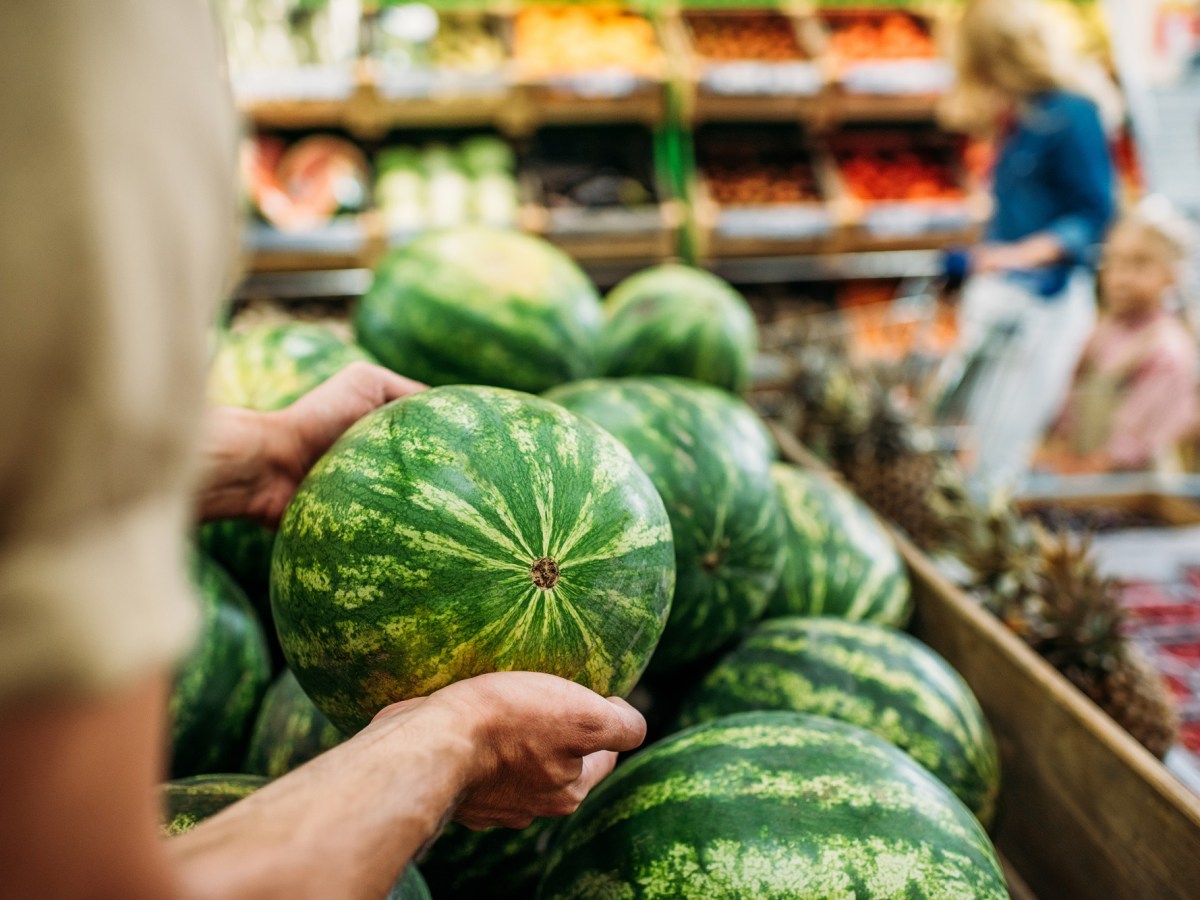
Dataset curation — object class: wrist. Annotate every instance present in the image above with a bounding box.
[195,407,273,522]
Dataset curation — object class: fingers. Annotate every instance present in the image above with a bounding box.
[565,696,647,756]
[576,749,619,793]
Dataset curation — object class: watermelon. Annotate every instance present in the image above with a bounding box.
[546,377,784,672]
[354,227,603,393]
[600,265,757,392]
[244,669,346,778]
[200,321,377,605]
[421,820,556,900]
[768,463,912,627]
[271,385,675,734]
[161,774,267,836]
[537,711,1008,899]
[678,617,1001,825]
[162,774,430,899]
[170,553,272,777]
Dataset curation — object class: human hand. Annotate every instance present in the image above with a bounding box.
[373,673,647,830]
[972,234,1064,275]
[197,362,425,526]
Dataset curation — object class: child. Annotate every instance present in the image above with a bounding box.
[1040,200,1199,473]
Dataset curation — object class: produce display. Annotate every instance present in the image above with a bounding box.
[244,669,346,777]
[170,553,272,778]
[271,385,674,734]
[243,133,371,232]
[375,136,518,233]
[599,265,758,392]
[538,711,1008,898]
[217,0,359,71]
[528,126,659,215]
[373,8,505,75]
[837,145,965,203]
[356,227,603,393]
[686,11,807,62]
[825,11,938,63]
[201,322,376,606]
[698,129,823,206]
[420,819,555,900]
[768,463,912,627]
[678,617,1001,823]
[514,6,662,79]
[547,377,784,672]
[161,774,268,836]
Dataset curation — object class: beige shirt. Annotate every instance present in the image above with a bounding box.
[0,1,239,702]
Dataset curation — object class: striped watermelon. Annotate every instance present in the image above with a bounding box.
[170,553,272,777]
[162,774,267,836]
[355,227,602,393]
[768,463,912,627]
[162,774,430,899]
[600,265,757,392]
[421,820,556,900]
[244,669,345,778]
[200,321,377,604]
[678,617,1001,824]
[272,385,674,734]
[546,377,784,671]
[537,711,1007,899]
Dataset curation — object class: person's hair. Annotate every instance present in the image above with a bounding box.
[940,0,1123,134]
[1115,195,1195,267]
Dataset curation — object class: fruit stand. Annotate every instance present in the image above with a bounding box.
[142,1,1200,898]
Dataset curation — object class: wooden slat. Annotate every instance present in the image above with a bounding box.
[770,423,1200,900]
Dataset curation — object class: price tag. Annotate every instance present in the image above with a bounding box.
[841,60,953,96]
[863,201,969,238]
[245,217,367,253]
[717,205,833,239]
[376,67,505,100]
[703,62,821,97]
[548,206,662,236]
[233,65,356,103]
[541,69,645,99]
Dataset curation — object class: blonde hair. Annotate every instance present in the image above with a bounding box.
[941,0,1123,134]
[1116,195,1195,266]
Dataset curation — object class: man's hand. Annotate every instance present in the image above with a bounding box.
[373,673,647,830]
[196,362,425,526]
[972,234,1065,275]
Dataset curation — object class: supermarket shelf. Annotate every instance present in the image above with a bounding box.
[711,249,944,283]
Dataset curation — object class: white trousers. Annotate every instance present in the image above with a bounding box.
[958,272,1097,491]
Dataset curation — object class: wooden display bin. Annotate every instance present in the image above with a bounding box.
[244,213,382,273]
[670,8,826,124]
[233,64,362,130]
[770,424,1200,900]
[692,127,845,259]
[814,7,952,123]
[830,128,989,252]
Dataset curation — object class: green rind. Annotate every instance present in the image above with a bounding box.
[678,617,1001,825]
[170,553,273,777]
[201,321,377,604]
[546,377,784,672]
[421,820,557,900]
[767,463,912,627]
[538,711,1007,900]
[161,774,268,836]
[244,669,346,777]
[600,265,757,392]
[355,227,603,393]
[272,385,675,734]
[388,867,433,900]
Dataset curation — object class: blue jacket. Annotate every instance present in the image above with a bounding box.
[989,91,1116,297]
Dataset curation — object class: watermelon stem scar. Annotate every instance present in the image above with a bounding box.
[531,557,560,590]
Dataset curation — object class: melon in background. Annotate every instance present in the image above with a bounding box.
[600,264,757,392]
[170,553,272,778]
[537,711,1008,899]
[768,462,912,627]
[355,227,603,393]
[244,668,345,778]
[271,385,674,734]
[420,819,556,900]
[678,616,1001,824]
[200,321,377,606]
[547,376,784,672]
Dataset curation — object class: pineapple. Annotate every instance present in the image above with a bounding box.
[949,507,1180,758]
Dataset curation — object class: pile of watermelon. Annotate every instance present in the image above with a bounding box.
[165,227,1006,898]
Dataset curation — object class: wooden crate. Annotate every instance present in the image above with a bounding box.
[1017,492,1200,528]
[670,8,826,125]
[770,423,1200,900]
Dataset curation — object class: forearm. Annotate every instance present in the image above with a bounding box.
[171,702,476,900]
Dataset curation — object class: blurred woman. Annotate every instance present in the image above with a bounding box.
[1040,200,1198,474]
[941,0,1119,489]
